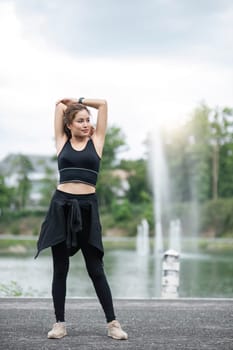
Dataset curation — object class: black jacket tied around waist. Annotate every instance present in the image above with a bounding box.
[35,190,104,258]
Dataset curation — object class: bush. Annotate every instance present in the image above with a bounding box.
[169,198,233,238]
[0,281,23,297]
[10,224,20,235]
[111,199,132,221]
[200,198,233,237]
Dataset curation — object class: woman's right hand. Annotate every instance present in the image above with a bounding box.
[56,98,78,106]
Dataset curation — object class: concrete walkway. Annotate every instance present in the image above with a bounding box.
[0,298,232,350]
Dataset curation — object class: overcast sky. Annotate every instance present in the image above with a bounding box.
[0,0,233,161]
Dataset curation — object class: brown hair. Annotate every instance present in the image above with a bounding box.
[64,103,91,139]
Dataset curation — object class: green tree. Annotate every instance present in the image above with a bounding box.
[184,104,212,202]
[120,158,151,203]
[210,107,233,199]
[163,103,233,203]
[101,126,127,169]
[120,158,153,228]
[97,126,127,208]
[11,154,34,209]
[111,198,132,221]
[0,175,14,214]
[164,104,212,203]
[39,164,58,206]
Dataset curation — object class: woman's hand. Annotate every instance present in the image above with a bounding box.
[89,126,95,137]
[56,98,78,106]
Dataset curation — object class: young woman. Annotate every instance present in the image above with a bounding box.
[35,97,128,340]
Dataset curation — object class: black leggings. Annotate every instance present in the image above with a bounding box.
[51,239,116,323]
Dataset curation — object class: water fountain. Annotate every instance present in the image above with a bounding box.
[169,218,182,253]
[148,127,171,296]
[149,126,172,251]
[135,218,150,296]
[136,218,150,256]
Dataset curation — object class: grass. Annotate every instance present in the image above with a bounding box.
[0,237,37,254]
[1,235,233,255]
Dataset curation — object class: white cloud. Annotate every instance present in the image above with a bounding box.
[0,1,233,161]
[10,0,233,65]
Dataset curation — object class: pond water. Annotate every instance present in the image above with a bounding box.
[0,248,232,298]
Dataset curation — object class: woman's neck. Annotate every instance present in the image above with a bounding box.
[70,136,90,151]
[71,135,89,143]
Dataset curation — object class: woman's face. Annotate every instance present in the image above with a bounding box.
[68,110,91,137]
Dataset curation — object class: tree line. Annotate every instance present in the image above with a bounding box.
[0,103,233,237]
[164,103,233,202]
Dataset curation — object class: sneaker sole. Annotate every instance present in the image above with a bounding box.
[108,334,128,340]
[48,333,67,339]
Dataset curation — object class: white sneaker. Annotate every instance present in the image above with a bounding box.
[107,320,128,340]
[47,322,67,339]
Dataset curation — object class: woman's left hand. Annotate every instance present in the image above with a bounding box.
[56,98,78,106]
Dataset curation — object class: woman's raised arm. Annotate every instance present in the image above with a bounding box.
[80,98,108,157]
[54,102,68,155]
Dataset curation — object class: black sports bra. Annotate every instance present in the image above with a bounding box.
[57,139,101,187]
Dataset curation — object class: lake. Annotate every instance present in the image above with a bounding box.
[0,245,232,298]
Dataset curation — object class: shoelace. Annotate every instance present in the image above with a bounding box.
[109,321,121,329]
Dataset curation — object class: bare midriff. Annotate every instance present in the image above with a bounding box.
[57,182,96,195]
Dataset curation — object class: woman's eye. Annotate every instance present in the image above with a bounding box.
[76,118,90,123]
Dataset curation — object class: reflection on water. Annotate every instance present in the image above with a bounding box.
[0,249,233,298]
